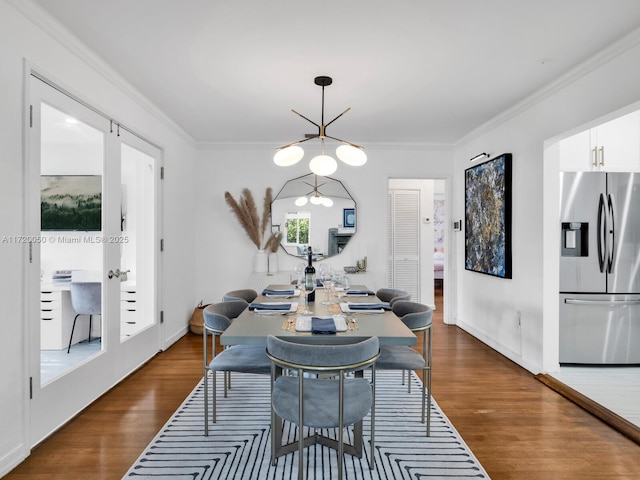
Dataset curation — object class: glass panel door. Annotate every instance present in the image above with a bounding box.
[39,101,105,381]
[119,138,159,343]
[28,75,161,446]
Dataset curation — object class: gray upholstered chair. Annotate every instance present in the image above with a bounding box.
[67,282,102,353]
[266,335,380,480]
[375,300,432,436]
[202,301,271,435]
[375,288,411,306]
[222,289,258,303]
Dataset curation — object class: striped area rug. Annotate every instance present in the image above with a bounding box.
[124,371,489,479]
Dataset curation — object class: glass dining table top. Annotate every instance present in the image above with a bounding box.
[220,285,416,346]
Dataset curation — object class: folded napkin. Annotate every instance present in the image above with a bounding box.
[248,302,291,311]
[348,302,392,311]
[311,316,337,334]
[262,288,295,296]
[346,289,375,296]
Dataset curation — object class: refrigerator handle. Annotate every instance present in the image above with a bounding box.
[565,298,640,306]
[597,193,606,273]
[607,193,615,273]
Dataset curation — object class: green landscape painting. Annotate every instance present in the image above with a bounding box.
[41,175,102,231]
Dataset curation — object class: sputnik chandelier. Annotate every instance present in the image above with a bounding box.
[294,175,334,208]
[273,76,367,176]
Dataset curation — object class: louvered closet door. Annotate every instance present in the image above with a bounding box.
[387,189,420,301]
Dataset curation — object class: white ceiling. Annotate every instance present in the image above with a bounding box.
[29,0,640,146]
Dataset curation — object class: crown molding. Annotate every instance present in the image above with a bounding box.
[456,26,640,146]
[8,0,196,147]
[196,140,454,152]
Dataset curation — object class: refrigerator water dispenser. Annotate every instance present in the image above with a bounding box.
[561,222,588,257]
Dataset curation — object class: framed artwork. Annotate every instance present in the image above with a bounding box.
[343,208,356,228]
[464,153,512,279]
[41,175,102,231]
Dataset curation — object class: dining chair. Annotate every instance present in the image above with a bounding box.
[222,288,258,303]
[202,300,271,435]
[374,300,432,435]
[67,282,102,353]
[266,335,380,480]
[375,288,411,306]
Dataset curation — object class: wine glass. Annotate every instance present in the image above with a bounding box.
[319,264,334,305]
[334,274,349,304]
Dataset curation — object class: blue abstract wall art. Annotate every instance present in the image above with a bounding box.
[464,153,512,279]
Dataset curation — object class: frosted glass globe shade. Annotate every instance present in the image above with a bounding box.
[295,196,308,206]
[336,144,367,166]
[321,197,334,207]
[274,145,304,166]
[309,195,323,205]
[309,154,337,176]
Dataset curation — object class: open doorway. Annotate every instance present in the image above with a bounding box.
[387,179,446,311]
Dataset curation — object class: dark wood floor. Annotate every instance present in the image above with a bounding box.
[7,288,640,479]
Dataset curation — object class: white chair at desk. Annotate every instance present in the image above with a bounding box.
[67,282,102,353]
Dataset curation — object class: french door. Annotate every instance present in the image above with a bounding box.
[27,74,161,445]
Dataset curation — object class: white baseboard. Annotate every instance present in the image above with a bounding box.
[454,317,542,374]
[163,325,189,351]
[0,443,29,478]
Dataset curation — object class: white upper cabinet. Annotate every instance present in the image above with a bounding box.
[559,110,640,172]
[559,129,592,171]
[593,111,640,171]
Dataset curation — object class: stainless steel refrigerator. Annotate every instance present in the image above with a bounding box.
[559,171,640,364]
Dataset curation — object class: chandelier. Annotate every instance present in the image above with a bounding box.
[294,175,334,208]
[274,76,367,176]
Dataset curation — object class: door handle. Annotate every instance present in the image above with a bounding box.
[108,268,130,279]
[599,146,605,166]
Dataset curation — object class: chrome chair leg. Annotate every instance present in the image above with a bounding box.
[370,365,376,471]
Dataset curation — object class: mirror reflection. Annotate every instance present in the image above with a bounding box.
[271,174,356,259]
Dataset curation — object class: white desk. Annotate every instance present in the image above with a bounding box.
[40,281,138,349]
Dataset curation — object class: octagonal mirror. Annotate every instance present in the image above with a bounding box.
[271,173,356,259]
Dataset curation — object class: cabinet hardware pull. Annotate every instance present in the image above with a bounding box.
[599,146,604,166]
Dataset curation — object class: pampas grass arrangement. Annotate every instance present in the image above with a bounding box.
[225,187,280,251]
[265,231,282,253]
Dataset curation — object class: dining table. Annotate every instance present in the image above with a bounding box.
[220,284,417,347]
[220,284,417,462]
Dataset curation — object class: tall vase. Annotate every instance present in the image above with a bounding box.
[254,249,268,273]
[268,252,279,274]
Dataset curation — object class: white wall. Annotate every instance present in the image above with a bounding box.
[195,145,453,306]
[0,1,197,474]
[452,30,640,374]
